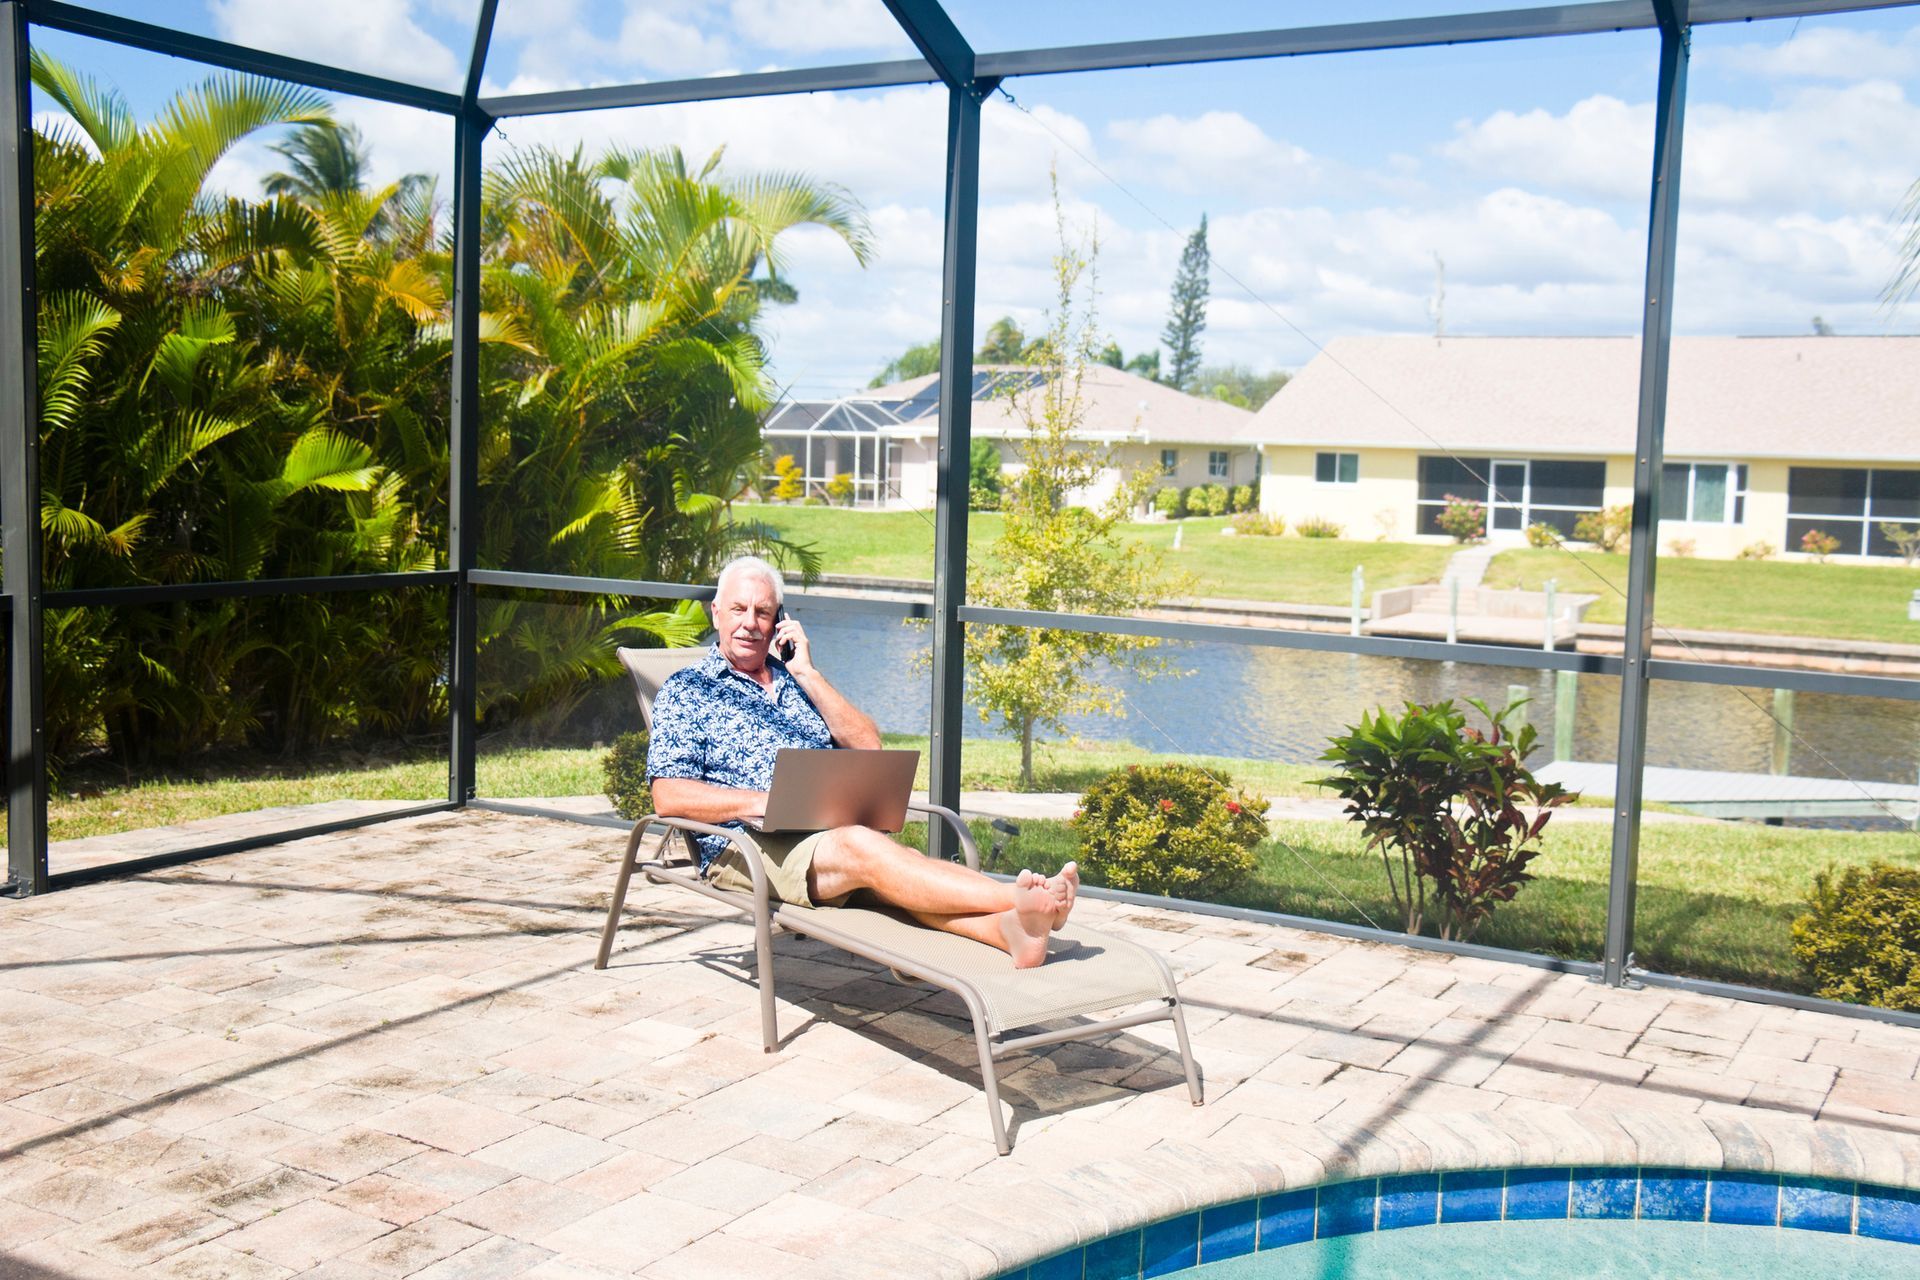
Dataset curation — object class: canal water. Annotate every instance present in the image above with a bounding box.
[802,611,1920,795]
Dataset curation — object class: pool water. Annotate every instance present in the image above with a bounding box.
[1174,1217,1918,1279]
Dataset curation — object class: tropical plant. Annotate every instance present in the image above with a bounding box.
[1072,762,1268,899]
[1524,522,1560,549]
[1878,522,1920,566]
[1573,505,1631,552]
[1316,698,1575,941]
[1799,528,1842,561]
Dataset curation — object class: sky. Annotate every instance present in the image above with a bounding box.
[27,1,1920,398]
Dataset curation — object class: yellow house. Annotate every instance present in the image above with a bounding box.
[1252,335,1920,560]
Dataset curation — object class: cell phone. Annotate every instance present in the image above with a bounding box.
[775,608,796,662]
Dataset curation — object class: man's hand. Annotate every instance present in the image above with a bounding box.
[773,613,812,674]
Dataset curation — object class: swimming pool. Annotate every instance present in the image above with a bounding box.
[994,1167,1920,1279]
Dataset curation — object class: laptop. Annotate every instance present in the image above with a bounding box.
[757,748,920,833]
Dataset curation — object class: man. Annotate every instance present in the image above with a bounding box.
[648,556,1077,968]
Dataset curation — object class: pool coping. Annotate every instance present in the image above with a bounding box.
[849,1106,1920,1278]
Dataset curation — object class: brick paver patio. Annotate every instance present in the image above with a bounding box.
[2,808,1917,1278]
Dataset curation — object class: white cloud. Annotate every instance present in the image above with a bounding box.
[1442,94,1653,203]
[615,9,735,77]
[1105,110,1315,199]
[207,0,463,90]
[727,0,913,55]
[1715,26,1920,81]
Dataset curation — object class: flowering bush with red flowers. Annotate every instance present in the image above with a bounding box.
[1070,762,1269,899]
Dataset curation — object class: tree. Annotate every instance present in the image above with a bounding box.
[264,120,436,245]
[976,315,1030,364]
[1160,214,1209,390]
[963,177,1183,787]
[1195,363,1289,410]
[968,437,1002,509]
[869,337,939,387]
[1125,349,1161,382]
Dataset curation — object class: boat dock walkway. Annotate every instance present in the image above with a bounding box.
[1536,759,1920,821]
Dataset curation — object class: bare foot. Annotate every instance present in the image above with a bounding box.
[1016,868,1042,890]
[996,885,1056,969]
[1044,861,1080,932]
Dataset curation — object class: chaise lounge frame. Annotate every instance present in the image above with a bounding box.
[593,647,1204,1155]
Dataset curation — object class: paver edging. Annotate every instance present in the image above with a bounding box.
[915,1107,1920,1278]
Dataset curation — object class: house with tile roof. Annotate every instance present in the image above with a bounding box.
[761,363,1257,510]
[1250,335,1920,559]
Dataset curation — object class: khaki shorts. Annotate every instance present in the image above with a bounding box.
[707,828,851,908]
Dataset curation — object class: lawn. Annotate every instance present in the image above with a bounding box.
[905,813,1920,997]
[750,504,1455,606]
[1485,547,1920,645]
[46,733,1914,999]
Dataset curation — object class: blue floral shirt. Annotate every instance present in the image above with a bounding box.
[645,645,834,869]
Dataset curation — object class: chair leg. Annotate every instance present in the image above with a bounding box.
[595,822,650,970]
[973,1024,1011,1156]
[1169,998,1204,1106]
[753,894,778,1053]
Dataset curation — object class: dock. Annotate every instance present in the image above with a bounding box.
[1535,760,1920,822]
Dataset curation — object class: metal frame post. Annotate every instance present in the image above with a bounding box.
[448,3,498,806]
[1603,0,1690,986]
[1,1,45,895]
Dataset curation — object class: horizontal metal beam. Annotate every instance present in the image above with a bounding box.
[27,1,462,114]
[466,568,930,619]
[482,59,937,117]
[1648,658,1920,703]
[1633,967,1920,1029]
[46,800,460,890]
[46,570,457,610]
[468,798,637,831]
[958,604,1625,675]
[1692,0,1920,21]
[973,2,1658,79]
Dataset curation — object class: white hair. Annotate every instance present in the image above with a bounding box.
[714,555,786,607]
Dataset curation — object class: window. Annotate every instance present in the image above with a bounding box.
[1208,450,1231,479]
[1416,455,1603,537]
[1315,451,1358,484]
[1787,467,1920,557]
[1659,462,1747,524]
[1161,448,1178,474]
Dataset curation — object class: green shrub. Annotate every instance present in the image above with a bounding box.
[1435,493,1485,543]
[1203,484,1230,517]
[1231,485,1254,513]
[971,482,1002,511]
[1071,763,1270,899]
[1737,540,1775,561]
[1790,863,1920,1010]
[602,731,653,821]
[1295,515,1344,538]
[1573,504,1631,552]
[1154,486,1183,518]
[1229,511,1285,537]
[772,454,804,502]
[1315,698,1573,941]
[1184,486,1209,516]
[826,473,854,505]
[1524,522,1560,549]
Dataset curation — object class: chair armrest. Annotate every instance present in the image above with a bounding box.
[906,801,980,871]
[631,814,774,903]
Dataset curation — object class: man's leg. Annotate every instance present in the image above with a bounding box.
[806,826,1070,968]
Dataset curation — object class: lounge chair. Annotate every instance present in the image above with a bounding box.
[595,645,1204,1154]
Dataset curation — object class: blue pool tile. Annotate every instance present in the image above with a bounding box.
[1199,1198,1259,1263]
[1317,1179,1378,1238]
[1257,1189,1317,1249]
[1142,1213,1200,1277]
[1506,1168,1572,1220]
[1441,1170,1505,1223]
[1779,1176,1852,1234]
[1859,1182,1920,1245]
[1638,1168,1708,1221]
[1028,1250,1081,1280]
[1572,1167,1638,1219]
[1083,1229,1140,1280]
[1709,1171,1780,1227]
[1378,1173,1440,1230]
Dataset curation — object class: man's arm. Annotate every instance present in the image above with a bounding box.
[651,777,766,825]
[776,616,882,749]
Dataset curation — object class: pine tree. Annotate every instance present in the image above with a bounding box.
[1161,215,1210,390]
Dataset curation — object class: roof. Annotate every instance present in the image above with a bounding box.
[764,363,1255,447]
[1247,335,1920,463]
